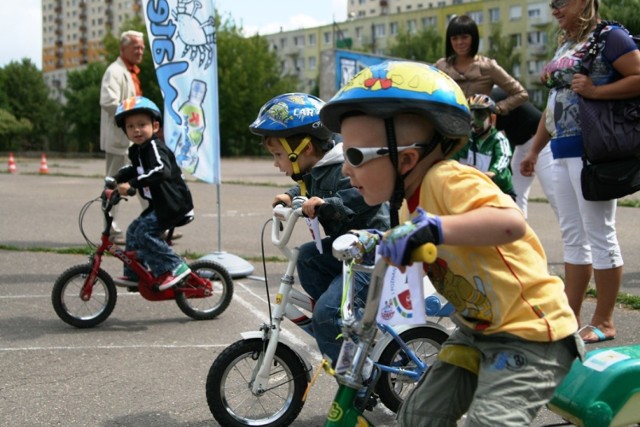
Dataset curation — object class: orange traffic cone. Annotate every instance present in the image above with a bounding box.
[8,152,17,174]
[39,153,49,174]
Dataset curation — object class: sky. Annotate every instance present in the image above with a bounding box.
[0,0,347,70]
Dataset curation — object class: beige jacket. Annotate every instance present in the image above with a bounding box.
[434,55,528,114]
[99,57,137,155]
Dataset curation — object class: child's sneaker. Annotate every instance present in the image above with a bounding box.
[158,262,191,290]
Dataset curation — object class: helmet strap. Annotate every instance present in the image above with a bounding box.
[280,137,311,196]
[384,118,404,227]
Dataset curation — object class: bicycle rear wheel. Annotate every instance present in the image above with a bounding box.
[376,326,448,413]
[174,260,233,320]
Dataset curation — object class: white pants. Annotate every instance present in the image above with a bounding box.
[511,139,558,219]
[553,157,623,269]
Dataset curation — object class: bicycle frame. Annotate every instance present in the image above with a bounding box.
[248,203,313,394]
[81,186,212,302]
[325,235,438,426]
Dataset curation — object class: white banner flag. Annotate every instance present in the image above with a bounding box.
[142,0,221,184]
[377,263,426,325]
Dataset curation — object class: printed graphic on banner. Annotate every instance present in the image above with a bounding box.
[304,217,323,254]
[142,0,221,184]
[377,262,426,325]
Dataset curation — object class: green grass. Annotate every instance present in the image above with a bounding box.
[586,287,640,310]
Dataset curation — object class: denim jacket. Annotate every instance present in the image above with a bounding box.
[285,143,389,237]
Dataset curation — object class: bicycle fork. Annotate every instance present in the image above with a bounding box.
[250,256,302,395]
[80,251,105,301]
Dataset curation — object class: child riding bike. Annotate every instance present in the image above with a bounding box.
[249,92,389,366]
[112,96,194,290]
[320,61,584,426]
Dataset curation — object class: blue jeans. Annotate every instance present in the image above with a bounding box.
[312,269,370,366]
[298,239,370,366]
[297,239,342,301]
[124,211,182,280]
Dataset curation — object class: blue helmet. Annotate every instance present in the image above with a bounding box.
[320,60,470,142]
[249,93,333,141]
[115,96,162,131]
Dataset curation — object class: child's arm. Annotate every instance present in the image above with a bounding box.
[379,206,526,267]
[488,132,512,176]
[439,206,525,246]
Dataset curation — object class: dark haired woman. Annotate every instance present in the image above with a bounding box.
[435,14,528,115]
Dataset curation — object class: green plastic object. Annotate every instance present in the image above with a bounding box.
[548,345,640,427]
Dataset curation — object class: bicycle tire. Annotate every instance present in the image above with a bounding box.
[51,264,117,328]
[174,260,234,320]
[206,339,308,427]
[376,326,449,413]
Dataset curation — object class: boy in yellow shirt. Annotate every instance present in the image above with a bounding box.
[320,61,583,426]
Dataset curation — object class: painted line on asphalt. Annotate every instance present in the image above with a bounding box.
[0,344,228,352]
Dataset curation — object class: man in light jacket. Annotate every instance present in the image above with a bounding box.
[100,30,145,239]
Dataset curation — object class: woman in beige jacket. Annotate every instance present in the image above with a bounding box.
[434,15,528,115]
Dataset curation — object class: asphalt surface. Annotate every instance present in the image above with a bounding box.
[1,156,639,426]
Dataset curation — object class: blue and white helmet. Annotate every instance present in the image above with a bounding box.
[249,93,333,141]
[115,96,162,131]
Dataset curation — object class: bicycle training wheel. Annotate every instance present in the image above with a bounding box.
[376,326,449,413]
[51,264,117,328]
[174,260,234,320]
[206,339,308,427]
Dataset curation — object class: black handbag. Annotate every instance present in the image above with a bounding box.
[578,21,640,164]
[581,157,640,201]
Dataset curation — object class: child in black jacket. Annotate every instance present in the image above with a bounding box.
[113,96,194,289]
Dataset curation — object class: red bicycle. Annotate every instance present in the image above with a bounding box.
[51,178,234,328]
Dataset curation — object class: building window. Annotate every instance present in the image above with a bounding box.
[296,57,305,70]
[374,23,385,37]
[422,16,437,28]
[510,33,522,48]
[489,8,500,23]
[468,11,483,24]
[390,22,398,35]
[510,5,522,20]
[294,35,305,46]
[323,31,331,44]
[309,56,317,70]
[308,34,316,46]
[407,20,417,33]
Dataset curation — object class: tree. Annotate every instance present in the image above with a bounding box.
[215,14,298,156]
[0,59,60,151]
[600,0,640,35]
[485,25,521,80]
[63,62,108,153]
[388,26,443,64]
[0,109,33,152]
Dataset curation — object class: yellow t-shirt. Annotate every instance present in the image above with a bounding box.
[401,160,577,342]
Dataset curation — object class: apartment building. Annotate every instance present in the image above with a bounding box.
[41,0,143,96]
[263,0,554,105]
[41,0,553,105]
[348,0,472,18]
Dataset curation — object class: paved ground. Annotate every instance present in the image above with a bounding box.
[1,155,639,426]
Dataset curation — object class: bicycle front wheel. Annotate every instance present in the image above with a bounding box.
[51,264,117,328]
[206,339,308,427]
[376,326,448,413]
